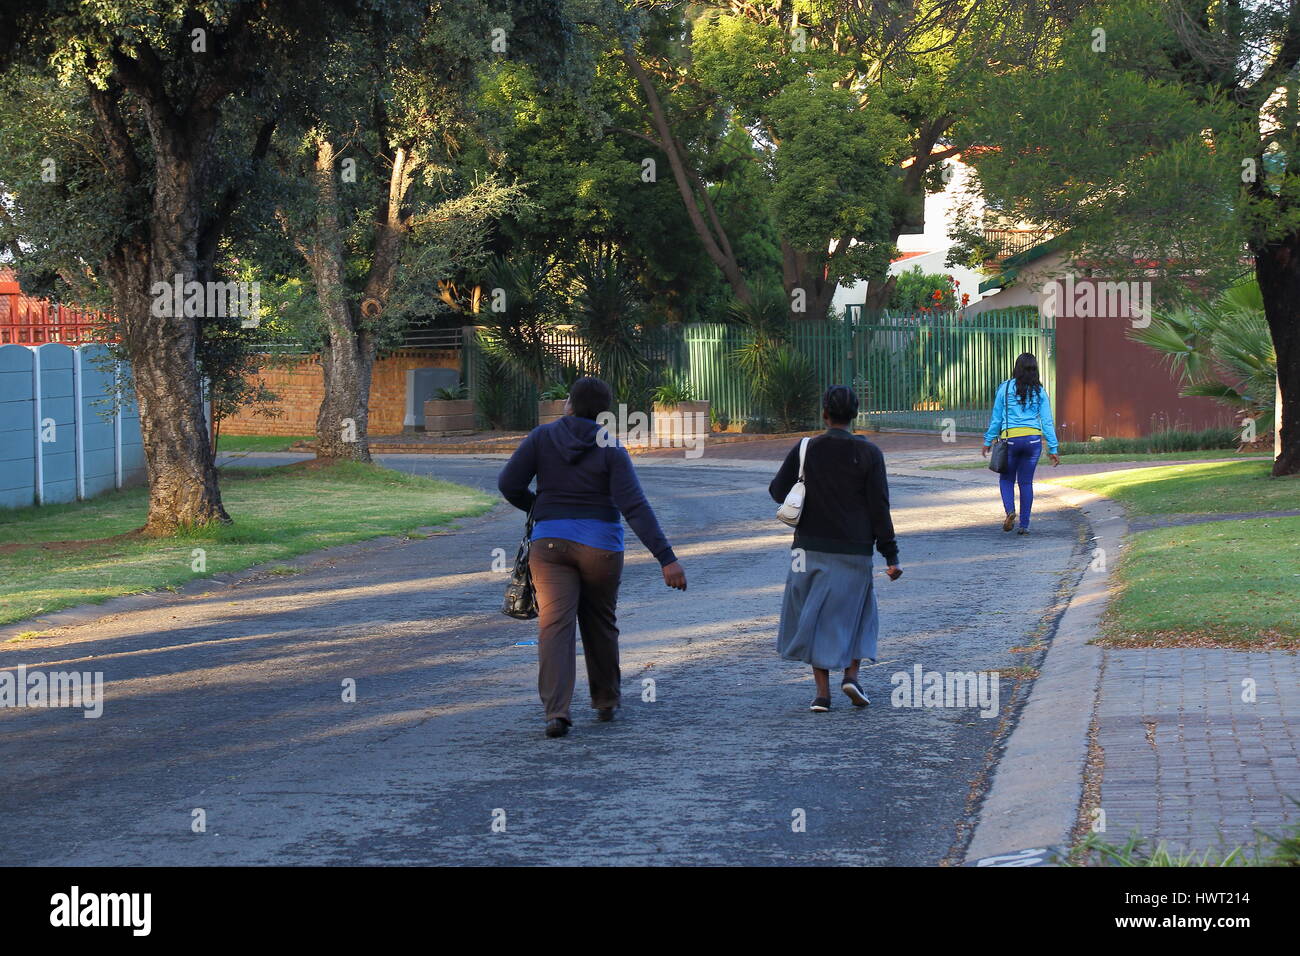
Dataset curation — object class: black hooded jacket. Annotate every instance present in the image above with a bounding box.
[498,416,677,566]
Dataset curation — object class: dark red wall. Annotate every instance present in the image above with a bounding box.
[1052,280,1234,441]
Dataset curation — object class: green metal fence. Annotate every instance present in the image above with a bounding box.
[845,306,1055,431]
[462,306,1054,433]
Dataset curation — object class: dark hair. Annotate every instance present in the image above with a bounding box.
[569,376,613,420]
[1011,353,1043,406]
[822,384,858,425]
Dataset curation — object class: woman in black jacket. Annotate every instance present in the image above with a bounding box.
[769,386,901,712]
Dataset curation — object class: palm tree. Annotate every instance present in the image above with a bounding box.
[1131,279,1277,429]
[476,255,560,389]
[763,347,820,432]
[569,249,650,406]
[728,280,791,418]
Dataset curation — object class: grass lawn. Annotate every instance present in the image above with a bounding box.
[217,434,313,453]
[0,461,494,629]
[1099,516,1300,645]
[926,451,1270,470]
[1050,460,1300,646]
[1048,459,1298,514]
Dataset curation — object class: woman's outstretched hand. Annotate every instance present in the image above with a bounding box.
[662,560,687,591]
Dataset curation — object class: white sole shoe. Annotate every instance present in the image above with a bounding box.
[842,682,870,707]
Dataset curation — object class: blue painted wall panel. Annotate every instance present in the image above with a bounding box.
[43,477,77,504]
[2,345,151,507]
[82,416,116,452]
[0,456,35,492]
[0,345,35,373]
[0,399,33,434]
[0,370,34,403]
[0,428,35,463]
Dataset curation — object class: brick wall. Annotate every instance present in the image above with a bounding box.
[221,349,461,436]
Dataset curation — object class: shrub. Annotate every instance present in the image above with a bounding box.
[762,347,820,432]
[569,250,650,403]
[1058,427,1239,456]
[888,266,959,313]
[652,371,695,406]
[474,351,513,431]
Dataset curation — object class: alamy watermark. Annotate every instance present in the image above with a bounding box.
[50,886,150,936]
[150,274,261,327]
[890,664,1000,718]
[596,403,707,459]
[0,665,103,718]
[1040,275,1151,327]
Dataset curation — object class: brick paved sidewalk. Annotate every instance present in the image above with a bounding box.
[898,460,1300,863]
[1096,648,1300,858]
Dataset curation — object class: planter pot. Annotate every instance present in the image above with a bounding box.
[652,400,710,445]
[422,398,476,436]
[537,399,567,426]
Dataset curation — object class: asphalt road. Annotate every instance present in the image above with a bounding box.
[0,448,1083,865]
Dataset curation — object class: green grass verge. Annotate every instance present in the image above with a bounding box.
[927,450,1269,470]
[0,461,494,628]
[1049,459,1298,515]
[216,434,313,452]
[1049,460,1300,646]
[1100,516,1300,643]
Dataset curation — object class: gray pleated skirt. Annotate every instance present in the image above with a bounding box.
[777,550,879,669]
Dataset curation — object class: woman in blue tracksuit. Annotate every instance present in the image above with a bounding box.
[981,352,1060,534]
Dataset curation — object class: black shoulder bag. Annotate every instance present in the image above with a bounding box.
[502,504,539,620]
[987,380,1011,474]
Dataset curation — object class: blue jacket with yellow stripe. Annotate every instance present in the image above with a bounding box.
[984,379,1059,453]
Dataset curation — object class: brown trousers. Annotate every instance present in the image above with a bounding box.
[528,538,624,722]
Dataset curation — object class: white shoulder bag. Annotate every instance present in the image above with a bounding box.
[776,437,811,527]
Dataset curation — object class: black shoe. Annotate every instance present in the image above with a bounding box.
[810,696,831,712]
[1017,526,1031,536]
[545,718,570,738]
[841,679,870,707]
[596,707,615,722]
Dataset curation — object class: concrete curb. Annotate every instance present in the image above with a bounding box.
[963,486,1126,862]
[891,463,1128,863]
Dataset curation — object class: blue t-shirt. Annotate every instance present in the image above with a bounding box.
[532,517,624,552]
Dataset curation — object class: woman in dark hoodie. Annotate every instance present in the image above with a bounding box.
[498,377,686,739]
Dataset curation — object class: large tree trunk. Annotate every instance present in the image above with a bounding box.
[1256,234,1300,476]
[104,120,229,535]
[781,241,839,321]
[315,326,375,462]
[861,274,896,318]
[106,243,228,534]
[307,138,375,463]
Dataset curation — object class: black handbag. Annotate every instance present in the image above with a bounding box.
[987,380,1011,473]
[502,506,539,620]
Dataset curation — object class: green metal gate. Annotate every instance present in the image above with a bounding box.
[462,306,1053,433]
[842,306,1054,431]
